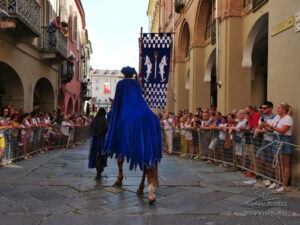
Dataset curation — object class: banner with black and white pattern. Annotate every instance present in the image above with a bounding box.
[140,33,172,109]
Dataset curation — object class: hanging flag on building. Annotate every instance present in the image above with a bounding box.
[103,83,110,94]
[140,33,172,109]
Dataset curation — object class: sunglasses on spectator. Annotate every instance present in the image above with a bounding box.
[262,107,269,109]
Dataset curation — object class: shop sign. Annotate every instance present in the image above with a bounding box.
[271,17,294,36]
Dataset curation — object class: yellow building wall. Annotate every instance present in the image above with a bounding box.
[174,62,189,113]
[267,0,300,185]
[0,38,58,112]
[218,17,251,114]
[190,47,212,112]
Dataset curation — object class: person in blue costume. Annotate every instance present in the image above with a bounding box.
[88,108,108,180]
[103,66,162,203]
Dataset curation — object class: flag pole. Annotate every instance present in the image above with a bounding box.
[138,27,143,85]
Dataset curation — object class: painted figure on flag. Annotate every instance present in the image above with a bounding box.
[140,33,172,108]
[159,55,168,82]
[144,55,152,82]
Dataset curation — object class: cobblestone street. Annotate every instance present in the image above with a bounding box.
[0,142,299,225]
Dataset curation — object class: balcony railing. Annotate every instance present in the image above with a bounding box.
[211,19,216,45]
[253,0,268,11]
[80,82,92,101]
[243,0,268,13]
[175,0,186,14]
[61,60,74,83]
[0,0,40,36]
[40,27,68,62]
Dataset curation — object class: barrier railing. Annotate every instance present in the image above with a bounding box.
[163,128,300,186]
[0,125,90,165]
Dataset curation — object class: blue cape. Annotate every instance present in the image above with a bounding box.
[103,79,162,170]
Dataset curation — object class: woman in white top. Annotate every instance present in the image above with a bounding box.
[184,117,194,156]
[230,110,248,167]
[217,116,228,167]
[260,103,294,192]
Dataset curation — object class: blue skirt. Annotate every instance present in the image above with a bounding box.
[272,135,292,155]
[88,135,106,168]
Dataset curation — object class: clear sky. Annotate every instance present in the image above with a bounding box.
[81,0,149,70]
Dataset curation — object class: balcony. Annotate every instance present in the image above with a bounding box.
[0,0,40,40]
[252,0,268,12]
[175,0,186,14]
[40,27,68,63]
[60,60,74,83]
[243,0,268,14]
[211,19,216,45]
[80,80,92,101]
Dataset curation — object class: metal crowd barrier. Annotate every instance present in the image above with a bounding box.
[0,125,90,165]
[163,128,300,186]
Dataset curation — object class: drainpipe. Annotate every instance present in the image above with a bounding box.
[172,0,176,101]
[216,0,221,88]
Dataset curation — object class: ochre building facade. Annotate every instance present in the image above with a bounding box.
[152,0,300,185]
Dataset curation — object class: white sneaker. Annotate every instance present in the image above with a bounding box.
[268,183,278,189]
[275,186,285,193]
[275,186,289,193]
[263,180,271,187]
[243,180,257,185]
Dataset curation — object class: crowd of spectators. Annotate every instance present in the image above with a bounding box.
[0,104,91,167]
[159,102,294,193]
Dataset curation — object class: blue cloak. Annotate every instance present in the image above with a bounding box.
[103,79,162,170]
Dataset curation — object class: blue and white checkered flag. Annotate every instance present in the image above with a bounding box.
[140,33,172,109]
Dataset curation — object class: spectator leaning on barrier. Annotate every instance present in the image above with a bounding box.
[196,107,202,117]
[0,121,5,167]
[44,113,51,125]
[0,107,10,125]
[207,112,221,164]
[162,112,174,155]
[217,116,228,167]
[61,116,71,147]
[8,114,19,128]
[260,102,294,193]
[231,110,248,168]
[244,106,261,177]
[225,113,237,150]
[183,116,194,157]
[198,112,213,158]
[245,106,261,131]
[254,101,276,188]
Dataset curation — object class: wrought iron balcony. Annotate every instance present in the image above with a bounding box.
[253,0,268,11]
[0,0,40,37]
[60,60,74,83]
[40,27,68,63]
[211,19,216,45]
[175,0,186,14]
[81,91,92,101]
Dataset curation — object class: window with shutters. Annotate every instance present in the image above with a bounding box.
[72,13,78,42]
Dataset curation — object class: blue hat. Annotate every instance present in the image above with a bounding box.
[121,66,137,76]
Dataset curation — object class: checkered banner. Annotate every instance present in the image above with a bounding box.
[140,33,172,109]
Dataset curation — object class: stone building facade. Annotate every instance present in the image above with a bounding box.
[153,0,300,185]
[90,70,123,108]
[0,0,91,114]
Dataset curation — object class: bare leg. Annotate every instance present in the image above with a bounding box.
[147,168,156,204]
[114,158,124,186]
[137,167,147,194]
[282,154,290,187]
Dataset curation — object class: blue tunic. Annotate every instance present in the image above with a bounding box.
[103,79,162,170]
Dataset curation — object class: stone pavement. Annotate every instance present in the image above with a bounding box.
[0,142,299,225]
